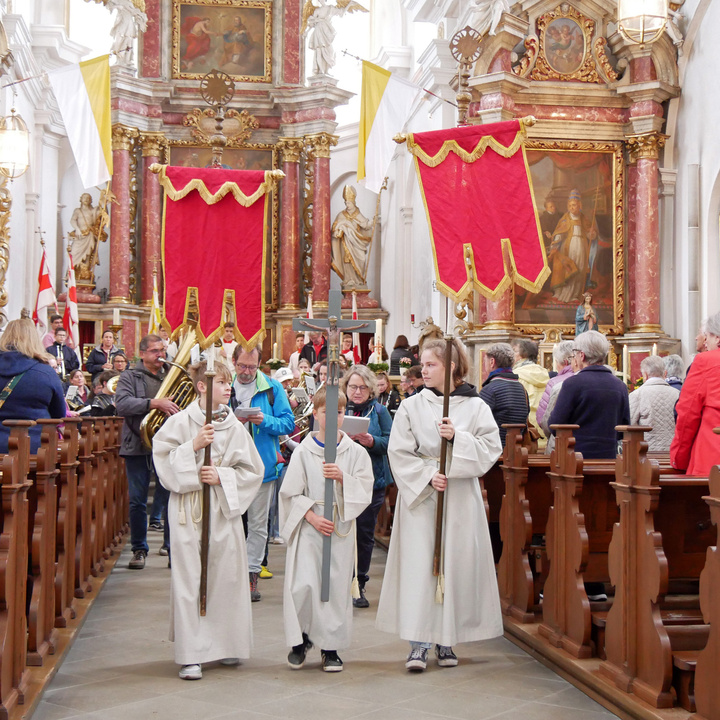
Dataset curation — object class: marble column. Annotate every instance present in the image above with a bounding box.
[626,132,666,332]
[485,286,514,329]
[305,132,337,306]
[140,0,161,78]
[277,138,304,309]
[140,133,166,305]
[109,125,138,303]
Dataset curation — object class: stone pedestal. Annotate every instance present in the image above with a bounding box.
[341,290,378,309]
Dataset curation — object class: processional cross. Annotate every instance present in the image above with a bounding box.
[293,289,374,602]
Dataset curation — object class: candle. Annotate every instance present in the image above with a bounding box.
[112,308,120,326]
[652,343,658,356]
[410,313,415,324]
[273,341,278,359]
[623,345,629,382]
[375,319,383,351]
[206,344,215,373]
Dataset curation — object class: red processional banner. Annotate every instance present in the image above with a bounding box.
[406,119,548,300]
[156,165,283,347]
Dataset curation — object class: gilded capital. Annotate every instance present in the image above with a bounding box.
[112,124,140,152]
[140,133,168,158]
[626,132,667,163]
[277,137,305,163]
[304,132,338,159]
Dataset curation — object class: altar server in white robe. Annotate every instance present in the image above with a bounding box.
[376,338,504,672]
[153,360,264,681]
[280,385,374,672]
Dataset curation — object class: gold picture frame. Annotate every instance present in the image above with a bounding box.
[172,0,272,83]
[165,141,281,310]
[513,139,624,335]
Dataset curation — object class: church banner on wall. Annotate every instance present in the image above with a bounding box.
[153,164,284,348]
[402,118,548,302]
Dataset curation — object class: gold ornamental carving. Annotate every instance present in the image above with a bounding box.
[128,133,139,301]
[304,132,338,159]
[277,137,305,164]
[594,37,619,82]
[301,149,315,298]
[527,4,605,84]
[111,124,140,152]
[140,133,168,158]
[183,107,258,147]
[0,176,11,321]
[513,36,538,78]
[626,133,668,163]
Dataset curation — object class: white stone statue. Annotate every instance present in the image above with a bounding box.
[107,0,148,66]
[666,4,685,54]
[331,185,374,292]
[470,0,511,37]
[301,0,368,76]
[69,193,104,283]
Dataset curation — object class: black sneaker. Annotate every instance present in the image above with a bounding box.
[435,645,458,667]
[405,646,428,671]
[128,550,146,570]
[353,586,369,609]
[321,650,343,672]
[287,633,313,670]
[249,572,261,602]
[148,521,164,532]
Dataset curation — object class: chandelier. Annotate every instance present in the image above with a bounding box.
[0,107,29,179]
[617,0,668,45]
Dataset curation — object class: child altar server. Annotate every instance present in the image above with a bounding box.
[376,338,504,671]
[153,360,264,681]
[279,385,374,672]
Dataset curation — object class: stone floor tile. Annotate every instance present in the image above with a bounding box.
[29,701,82,720]
[395,686,526,720]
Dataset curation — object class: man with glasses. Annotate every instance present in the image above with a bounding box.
[230,345,295,601]
[115,334,179,570]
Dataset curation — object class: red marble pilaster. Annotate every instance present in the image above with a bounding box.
[485,287,514,328]
[283,0,303,84]
[278,138,304,309]
[305,133,338,306]
[140,134,165,304]
[109,126,137,303]
[140,0,161,78]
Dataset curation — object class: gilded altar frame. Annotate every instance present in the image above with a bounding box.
[165,140,280,310]
[171,0,273,83]
[512,139,624,336]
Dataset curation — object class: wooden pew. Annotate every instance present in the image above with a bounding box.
[55,418,80,628]
[90,419,107,576]
[74,420,95,598]
[0,421,34,718]
[26,419,62,666]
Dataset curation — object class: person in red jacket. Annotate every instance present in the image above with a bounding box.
[671,311,720,475]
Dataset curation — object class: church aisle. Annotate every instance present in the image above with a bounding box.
[33,534,618,720]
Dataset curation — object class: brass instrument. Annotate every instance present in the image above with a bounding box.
[140,328,198,448]
[106,375,119,394]
[285,371,314,443]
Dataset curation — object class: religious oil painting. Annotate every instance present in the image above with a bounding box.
[544,17,585,75]
[513,140,624,334]
[172,0,272,82]
[166,142,280,309]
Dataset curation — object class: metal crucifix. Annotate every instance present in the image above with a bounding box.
[292,289,374,602]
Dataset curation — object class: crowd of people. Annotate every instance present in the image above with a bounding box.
[0,313,717,683]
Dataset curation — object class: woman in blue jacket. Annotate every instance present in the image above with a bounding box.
[0,318,65,453]
[340,365,393,608]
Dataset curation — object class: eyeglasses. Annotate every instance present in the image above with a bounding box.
[236,363,258,372]
[347,384,369,393]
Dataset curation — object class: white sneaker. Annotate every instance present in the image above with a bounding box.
[220,657,240,666]
[269,536,285,545]
[179,664,202,680]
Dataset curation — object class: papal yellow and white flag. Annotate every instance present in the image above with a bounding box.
[148,271,163,335]
[357,61,420,194]
[48,55,112,189]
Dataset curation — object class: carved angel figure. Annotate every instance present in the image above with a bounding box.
[470,0,511,37]
[107,0,148,66]
[666,4,685,53]
[301,0,368,76]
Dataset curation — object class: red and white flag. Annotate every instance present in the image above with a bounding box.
[352,291,361,365]
[304,291,313,345]
[32,244,58,330]
[63,250,80,352]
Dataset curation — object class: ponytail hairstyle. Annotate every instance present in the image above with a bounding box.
[420,338,469,387]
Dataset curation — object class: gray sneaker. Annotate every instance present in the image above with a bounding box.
[128,550,146,570]
[321,650,343,672]
[405,646,428,671]
[249,572,261,602]
[287,633,313,670]
[435,645,458,667]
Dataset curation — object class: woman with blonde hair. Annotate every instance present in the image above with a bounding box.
[0,318,65,452]
[376,338,503,671]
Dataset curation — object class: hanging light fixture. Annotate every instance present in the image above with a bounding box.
[617,0,669,45]
[0,107,29,179]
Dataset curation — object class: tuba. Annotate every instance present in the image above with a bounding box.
[140,328,198,448]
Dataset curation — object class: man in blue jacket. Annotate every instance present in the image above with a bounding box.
[230,344,295,602]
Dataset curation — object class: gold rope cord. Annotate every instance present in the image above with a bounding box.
[150,164,285,206]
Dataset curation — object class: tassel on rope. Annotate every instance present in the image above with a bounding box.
[351,518,360,599]
[435,574,445,604]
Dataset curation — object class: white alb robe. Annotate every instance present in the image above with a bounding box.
[153,402,264,665]
[279,432,373,650]
[376,388,504,647]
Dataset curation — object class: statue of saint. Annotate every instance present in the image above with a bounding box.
[331,185,374,293]
[470,0,511,37]
[107,0,148,67]
[575,293,597,335]
[301,0,368,76]
[69,192,110,285]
